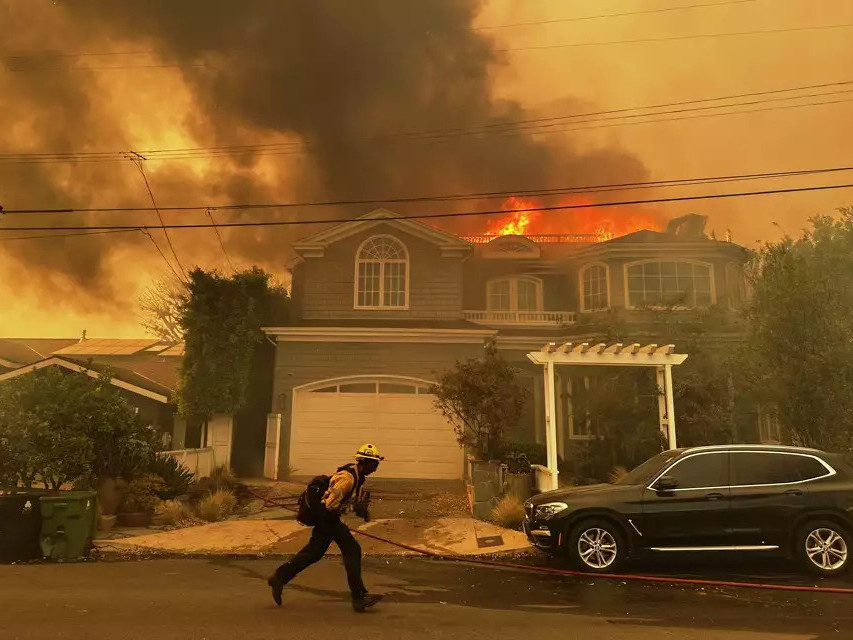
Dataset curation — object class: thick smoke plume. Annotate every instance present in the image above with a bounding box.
[0,0,646,330]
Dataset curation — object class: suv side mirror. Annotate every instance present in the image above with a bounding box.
[655,476,679,491]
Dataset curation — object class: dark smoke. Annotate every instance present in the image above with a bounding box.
[0,0,646,314]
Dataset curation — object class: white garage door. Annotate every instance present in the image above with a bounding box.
[290,377,463,480]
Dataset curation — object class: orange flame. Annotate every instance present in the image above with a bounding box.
[485,196,659,242]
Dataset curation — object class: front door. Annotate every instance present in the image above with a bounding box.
[639,451,732,549]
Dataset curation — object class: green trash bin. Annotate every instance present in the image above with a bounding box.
[39,491,97,560]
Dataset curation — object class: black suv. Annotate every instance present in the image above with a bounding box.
[523,445,853,576]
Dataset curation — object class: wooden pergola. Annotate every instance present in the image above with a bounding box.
[526,342,688,491]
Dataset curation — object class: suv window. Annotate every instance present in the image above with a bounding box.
[664,453,729,489]
[731,452,827,486]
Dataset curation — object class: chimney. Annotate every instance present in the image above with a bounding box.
[665,213,708,238]
[80,329,87,343]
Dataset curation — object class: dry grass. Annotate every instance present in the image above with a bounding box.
[209,466,237,492]
[491,495,526,530]
[608,466,629,484]
[197,489,237,522]
[156,499,191,526]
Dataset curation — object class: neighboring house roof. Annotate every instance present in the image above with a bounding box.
[0,338,78,365]
[0,357,172,403]
[293,209,472,259]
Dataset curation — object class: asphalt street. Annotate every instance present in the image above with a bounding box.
[1,557,851,640]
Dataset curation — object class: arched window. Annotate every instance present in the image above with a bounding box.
[355,235,409,309]
[487,277,543,311]
[625,260,714,309]
[579,263,609,312]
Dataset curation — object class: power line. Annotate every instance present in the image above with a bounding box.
[1,50,154,62]
[126,151,187,282]
[0,182,851,232]
[206,208,235,272]
[4,165,853,216]
[500,21,853,52]
[476,0,755,30]
[0,228,141,242]
[1,79,851,164]
[140,228,185,283]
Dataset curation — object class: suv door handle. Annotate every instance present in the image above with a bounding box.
[705,492,725,501]
[785,489,803,497]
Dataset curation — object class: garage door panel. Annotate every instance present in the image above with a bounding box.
[290,384,462,480]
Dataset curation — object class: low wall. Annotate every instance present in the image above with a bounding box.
[160,447,214,478]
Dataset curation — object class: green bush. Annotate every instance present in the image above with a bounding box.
[503,451,532,474]
[121,474,165,513]
[147,455,194,499]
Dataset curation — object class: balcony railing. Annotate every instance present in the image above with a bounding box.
[462,310,577,326]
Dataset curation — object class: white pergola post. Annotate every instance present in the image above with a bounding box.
[543,359,560,491]
[528,343,687,486]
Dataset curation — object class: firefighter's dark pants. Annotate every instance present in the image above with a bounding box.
[274,514,366,598]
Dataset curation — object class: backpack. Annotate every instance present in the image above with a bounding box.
[295,466,359,526]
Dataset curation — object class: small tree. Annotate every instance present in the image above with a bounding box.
[178,267,290,421]
[431,341,527,460]
[138,276,187,343]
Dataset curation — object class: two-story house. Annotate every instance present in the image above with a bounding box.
[262,209,750,481]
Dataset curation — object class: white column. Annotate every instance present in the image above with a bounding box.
[656,366,668,442]
[664,364,678,449]
[544,360,559,491]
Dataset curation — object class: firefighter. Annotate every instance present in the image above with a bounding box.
[267,444,384,613]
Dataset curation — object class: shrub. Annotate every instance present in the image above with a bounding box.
[121,474,165,513]
[504,452,532,474]
[209,466,236,492]
[491,495,526,530]
[157,499,191,525]
[147,454,194,499]
[197,489,237,522]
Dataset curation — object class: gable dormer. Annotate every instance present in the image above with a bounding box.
[290,209,471,321]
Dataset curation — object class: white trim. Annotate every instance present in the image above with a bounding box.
[0,357,170,403]
[263,326,496,344]
[486,276,544,313]
[650,545,779,552]
[528,343,688,367]
[579,262,611,312]
[623,258,716,310]
[354,234,411,310]
[293,208,472,258]
[646,450,836,492]
[295,374,435,394]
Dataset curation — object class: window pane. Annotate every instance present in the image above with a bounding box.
[416,386,432,395]
[665,453,729,489]
[795,456,830,481]
[378,383,416,394]
[517,279,539,311]
[382,261,406,307]
[358,262,380,307]
[488,280,511,310]
[627,262,712,308]
[312,386,338,393]
[583,265,608,311]
[339,383,376,393]
[731,453,807,485]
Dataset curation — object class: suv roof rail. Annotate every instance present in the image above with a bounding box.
[683,444,825,454]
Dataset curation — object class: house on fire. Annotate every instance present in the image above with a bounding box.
[259,209,753,481]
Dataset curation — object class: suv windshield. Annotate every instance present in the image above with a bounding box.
[614,450,682,486]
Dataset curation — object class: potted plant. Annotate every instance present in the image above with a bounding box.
[118,475,164,527]
[503,451,533,501]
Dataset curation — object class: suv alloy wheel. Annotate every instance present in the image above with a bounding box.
[796,520,852,577]
[567,519,626,573]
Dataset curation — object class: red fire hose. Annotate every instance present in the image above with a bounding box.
[251,489,853,595]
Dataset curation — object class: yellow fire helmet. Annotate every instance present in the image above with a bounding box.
[355,443,384,462]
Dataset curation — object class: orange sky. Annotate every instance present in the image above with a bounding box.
[1,0,851,338]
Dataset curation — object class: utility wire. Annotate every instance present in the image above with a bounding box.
[0,228,142,242]
[140,228,185,283]
[476,0,755,30]
[0,183,851,232]
[3,165,853,216]
[2,80,851,164]
[206,208,235,272]
[126,152,187,282]
[499,21,853,52]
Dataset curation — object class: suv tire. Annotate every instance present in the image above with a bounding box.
[566,518,626,574]
[795,519,851,577]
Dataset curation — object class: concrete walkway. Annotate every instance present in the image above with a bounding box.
[94,517,530,557]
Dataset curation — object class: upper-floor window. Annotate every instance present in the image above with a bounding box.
[579,263,609,312]
[487,276,543,312]
[355,235,409,309]
[625,260,714,309]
